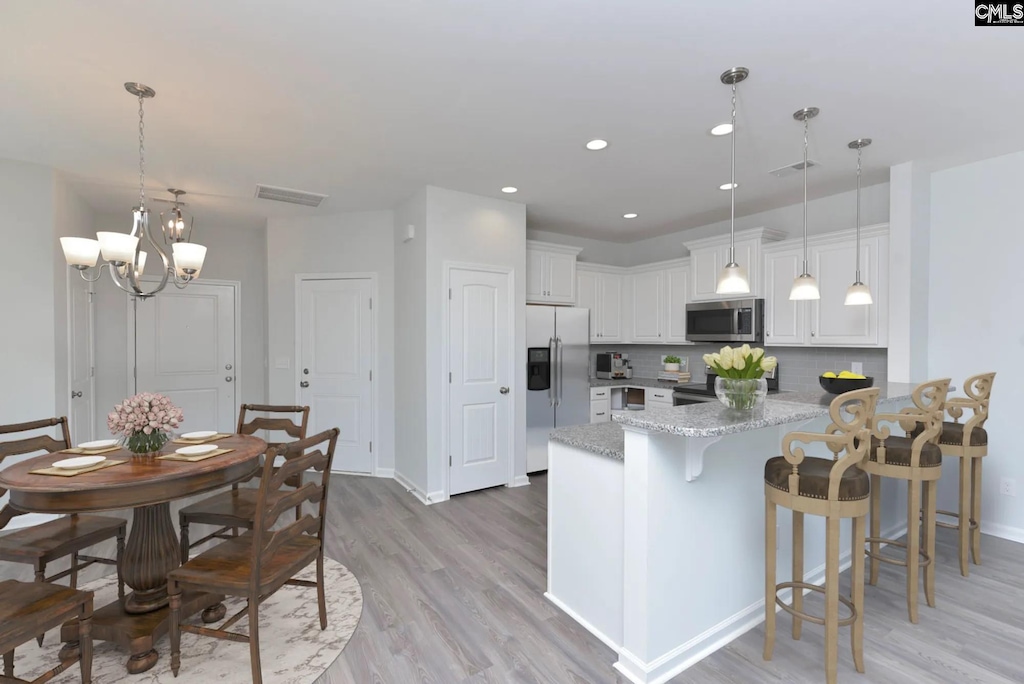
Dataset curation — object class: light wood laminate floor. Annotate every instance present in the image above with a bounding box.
[317,473,1024,683]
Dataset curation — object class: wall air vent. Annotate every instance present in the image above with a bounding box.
[768,159,820,178]
[254,184,328,207]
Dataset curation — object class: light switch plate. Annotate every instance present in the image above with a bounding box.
[851,362,863,375]
[275,357,291,370]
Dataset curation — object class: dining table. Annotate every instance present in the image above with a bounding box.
[0,433,267,675]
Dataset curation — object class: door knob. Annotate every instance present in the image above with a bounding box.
[499,387,510,394]
[303,368,310,375]
[71,390,83,398]
[225,363,233,370]
[300,381,310,388]
[225,376,234,382]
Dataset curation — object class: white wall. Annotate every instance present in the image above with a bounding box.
[91,212,268,439]
[887,164,930,383]
[0,159,57,423]
[266,210,396,474]
[393,190,428,489]
[929,150,1024,540]
[423,187,528,498]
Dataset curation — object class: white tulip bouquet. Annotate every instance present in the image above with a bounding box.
[703,345,776,410]
[703,345,777,379]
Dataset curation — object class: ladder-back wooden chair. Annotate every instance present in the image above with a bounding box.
[0,417,124,646]
[168,427,339,684]
[178,404,310,563]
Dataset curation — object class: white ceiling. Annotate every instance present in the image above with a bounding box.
[2,1,1021,241]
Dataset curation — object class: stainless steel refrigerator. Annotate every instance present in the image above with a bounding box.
[526,305,590,473]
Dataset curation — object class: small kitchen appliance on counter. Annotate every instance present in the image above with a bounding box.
[595,352,632,379]
[672,363,780,405]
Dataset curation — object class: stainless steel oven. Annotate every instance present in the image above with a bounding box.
[685,298,764,344]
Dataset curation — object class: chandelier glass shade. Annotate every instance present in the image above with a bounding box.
[60,83,206,299]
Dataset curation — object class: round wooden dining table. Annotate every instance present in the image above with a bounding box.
[0,434,266,675]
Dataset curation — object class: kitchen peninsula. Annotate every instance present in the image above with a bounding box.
[546,384,927,684]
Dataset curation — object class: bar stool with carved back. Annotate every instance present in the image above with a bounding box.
[912,372,995,577]
[168,427,339,684]
[178,404,310,563]
[0,417,125,646]
[862,378,950,623]
[0,579,93,684]
[764,388,879,684]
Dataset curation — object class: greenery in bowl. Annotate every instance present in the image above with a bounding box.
[664,355,682,364]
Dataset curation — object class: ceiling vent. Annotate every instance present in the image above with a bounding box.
[254,184,328,207]
[768,159,820,178]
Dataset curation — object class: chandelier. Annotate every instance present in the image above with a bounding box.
[60,83,207,298]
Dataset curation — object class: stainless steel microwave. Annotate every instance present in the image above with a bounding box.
[685,298,764,343]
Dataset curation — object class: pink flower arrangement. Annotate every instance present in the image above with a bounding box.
[108,392,183,437]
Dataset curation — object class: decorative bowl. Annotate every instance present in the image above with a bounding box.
[819,376,874,394]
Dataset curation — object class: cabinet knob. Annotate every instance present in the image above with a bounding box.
[811,331,816,337]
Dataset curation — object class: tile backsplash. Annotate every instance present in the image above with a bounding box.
[591,344,887,393]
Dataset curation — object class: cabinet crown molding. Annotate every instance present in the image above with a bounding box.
[761,223,889,253]
[525,239,584,256]
[682,226,787,251]
[576,262,633,275]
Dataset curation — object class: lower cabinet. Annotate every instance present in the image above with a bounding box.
[645,387,673,410]
[590,387,611,423]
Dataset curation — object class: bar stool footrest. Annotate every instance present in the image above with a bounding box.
[865,537,932,567]
[936,509,978,531]
[774,582,857,628]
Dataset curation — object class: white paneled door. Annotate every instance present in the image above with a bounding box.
[134,282,237,434]
[449,267,512,496]
[298,278,373,474]
[67,277,95,444]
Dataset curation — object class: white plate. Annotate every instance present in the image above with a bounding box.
[175,444,219,456]
[53,456,106,470]
[181,431,217,440]
[77,439,118,450]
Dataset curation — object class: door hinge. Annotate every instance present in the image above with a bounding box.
[369,298,372,310]
[448,288,452,300]
[369,441,373,453]
[449,454,452,466]
[449,372,452,383]
[369,370,372,381]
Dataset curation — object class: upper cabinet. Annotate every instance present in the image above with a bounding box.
[684,228,786,301]
[761,226,889,348]
[631,269,664,342]
[526,240,582,305]
[626,260,692,345]
[577,265,624,343]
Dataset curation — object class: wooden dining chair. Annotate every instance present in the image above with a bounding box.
[0,579,93,683]
[178,404,310,563]
[168,427,339,684]
[0,417,125,645]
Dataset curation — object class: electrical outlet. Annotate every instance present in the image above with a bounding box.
[851,362,863,375]
[1001,478,1017,497]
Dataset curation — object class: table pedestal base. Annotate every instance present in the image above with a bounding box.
[60,590,223,674]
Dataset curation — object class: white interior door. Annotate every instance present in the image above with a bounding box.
[134,282,236,434]
[449,267,512,496]
[298,278,373,474]
[68,276,95,444]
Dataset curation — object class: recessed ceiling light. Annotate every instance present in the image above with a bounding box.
[710,123,733,136]
[501,186,518,194]
[623,213,638,219]
[719,183,738,190]
[586,139,609,151]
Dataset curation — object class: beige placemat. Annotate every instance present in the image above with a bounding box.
[157,448,235,463]
[171,433,232,445]
[30,459,129,477]
[60,445,122,456]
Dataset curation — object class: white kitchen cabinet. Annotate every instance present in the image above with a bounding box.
[763,247,807,346]
[526,240,582,305]
[664,265,690,343]
[577,267,624,343]
[645,386,673,409]
[809,234,887,347]
[590,387,611,423]
[631,270,664,341]
[684,228,785,302]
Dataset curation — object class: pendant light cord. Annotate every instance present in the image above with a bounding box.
[729,82,737,263]
[802,116,809,273]
[138,94,146,210]
[855,146,862,281]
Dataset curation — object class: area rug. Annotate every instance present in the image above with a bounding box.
[11,558,362,684]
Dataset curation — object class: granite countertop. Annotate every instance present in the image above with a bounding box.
[549,422,625,460]
[589,377,679,389]
[772,382,954,408]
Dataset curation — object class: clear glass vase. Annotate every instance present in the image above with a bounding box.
[125,431,168,457]
[714,377,768,411]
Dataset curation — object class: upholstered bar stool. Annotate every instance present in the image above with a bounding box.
[913,372,996,577]
[764,388,879,684]
[863,378,950,623]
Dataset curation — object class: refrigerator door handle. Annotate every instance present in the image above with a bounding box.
[555,336,563,407]
[548,337,556,407]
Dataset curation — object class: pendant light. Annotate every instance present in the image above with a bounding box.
[844,138,874,305]
[789,107,820,301]
[715,67,751,295]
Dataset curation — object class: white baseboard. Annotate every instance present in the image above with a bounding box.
[611,521,908,684]
[544,592,619,652]
[393,470,433,505]
[375,467,394,479]
[509,475,530,488]
[982,521,1024,544]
